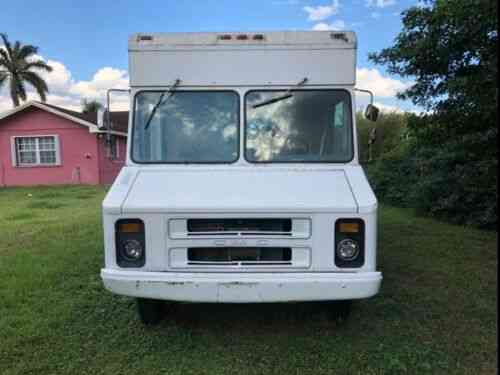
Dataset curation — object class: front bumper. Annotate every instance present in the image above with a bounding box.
[101,269,382,303]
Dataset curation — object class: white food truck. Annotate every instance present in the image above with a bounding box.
[101,31,382,324]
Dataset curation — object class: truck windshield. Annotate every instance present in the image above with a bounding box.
[245,90,353,163]
[132,91,239,163]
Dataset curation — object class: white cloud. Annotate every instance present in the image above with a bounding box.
[371,11,381,19]
[356,67,412,98]
[0,96,13,113]
[42,60,73,92]
[0,91,80,113]
[366,0,396,8]
[0,56,130,115]
[312,20,346,30]
[373,101,403,113]
[304,0,339,21]
[70,67,129,100]
[372,102,427,115]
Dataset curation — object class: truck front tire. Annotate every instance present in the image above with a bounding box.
[136,298,164,325]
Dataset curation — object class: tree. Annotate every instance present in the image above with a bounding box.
[0,33,53,107]
[357,111,408,163]
[368,0,498,228]
[81,99,103,114]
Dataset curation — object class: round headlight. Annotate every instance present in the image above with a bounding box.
[336,239,360,261]
[122,239,143,260]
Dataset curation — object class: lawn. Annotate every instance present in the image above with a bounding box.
[0,185,497,375]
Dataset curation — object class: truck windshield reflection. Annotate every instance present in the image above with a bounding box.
[245,90,353,163]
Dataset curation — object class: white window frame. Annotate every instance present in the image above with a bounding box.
[10,135,61,167]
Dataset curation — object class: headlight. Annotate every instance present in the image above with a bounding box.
[122,239,144,260]
[335,219,365,268]
[336,239,360,260]
[116,219,145,267]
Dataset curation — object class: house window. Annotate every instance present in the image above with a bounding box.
[12,136,60,166]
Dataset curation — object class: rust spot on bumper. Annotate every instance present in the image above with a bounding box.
[218,281,259,288]
[135,280,194,288]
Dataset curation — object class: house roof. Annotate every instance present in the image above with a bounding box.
[0,101,128,136]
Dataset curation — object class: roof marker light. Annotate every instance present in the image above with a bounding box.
[137,35,153,42]
[218,34,232,40]
[330,32,348,42]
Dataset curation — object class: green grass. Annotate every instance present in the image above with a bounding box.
[0,185,497,375]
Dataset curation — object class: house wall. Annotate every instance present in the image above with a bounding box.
[97,135,127,185]
[0,108,101,187]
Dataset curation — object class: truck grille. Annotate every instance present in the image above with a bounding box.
[187,218,292,236]
[187,247,292,265]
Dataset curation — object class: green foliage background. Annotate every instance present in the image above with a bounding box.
[360,0,498,229]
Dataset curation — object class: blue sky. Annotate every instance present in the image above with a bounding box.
[0,0,421,113]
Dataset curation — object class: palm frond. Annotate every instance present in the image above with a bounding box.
[12,41,21,57]
[0,71,7,90]
[21,71,49,102]
[18,44,38,60]
[0,33,52,107]
[0,48,10,65]
[24,59,53,73]
[0,53,11,71]
[0,33,13,60]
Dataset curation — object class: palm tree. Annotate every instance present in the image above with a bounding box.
[81,99,104,114]
[0,33,53,107]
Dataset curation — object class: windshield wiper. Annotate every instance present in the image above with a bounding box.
[144,78,181,130]
[252,77,308,109]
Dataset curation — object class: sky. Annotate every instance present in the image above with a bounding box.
[0,0,423,114]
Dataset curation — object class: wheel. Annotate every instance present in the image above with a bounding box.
[136,298,164,325]
[326,300,352,323]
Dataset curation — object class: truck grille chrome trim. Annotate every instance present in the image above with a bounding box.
[169,217,311,239]
[188,247,292,262]
[169,246,311,269]
[187,218,292,234]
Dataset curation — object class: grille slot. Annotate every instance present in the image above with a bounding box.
[187,247,292,265]
[187,219,292,236]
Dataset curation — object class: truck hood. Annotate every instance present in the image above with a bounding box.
[112,168,358,214]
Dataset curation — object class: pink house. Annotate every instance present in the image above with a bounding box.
[0,101,128,187]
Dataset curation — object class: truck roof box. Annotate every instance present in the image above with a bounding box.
[128,31,357,87]
[129,31,357,49]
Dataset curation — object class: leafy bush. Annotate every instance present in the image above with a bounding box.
[411,141,498,229]
[365,0,498,230]
[364,117,498,229]
[365,145,418,208]
[357,111,408,163]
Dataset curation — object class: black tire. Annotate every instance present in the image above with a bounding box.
[326,300,352,323]
[136,298,164,325]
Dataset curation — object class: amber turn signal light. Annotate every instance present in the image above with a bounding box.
[339,222,360,233]
[119,222,143,233]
